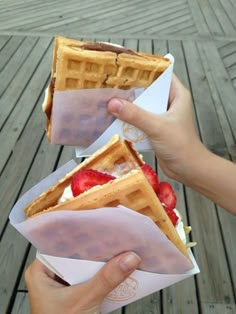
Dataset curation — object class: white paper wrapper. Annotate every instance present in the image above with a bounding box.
[51,88,143,146]
[9,159,199,312]
[49,54,174,156]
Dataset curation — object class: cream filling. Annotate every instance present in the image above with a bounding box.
[58,185,73,204]
[174,209,187,244]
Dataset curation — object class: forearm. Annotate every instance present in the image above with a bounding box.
[179,145,236,215]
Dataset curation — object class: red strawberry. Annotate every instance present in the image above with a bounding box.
[164,206,179,226]
[71,169,115,197]
[157,181,177,210]
[141,164,159,193]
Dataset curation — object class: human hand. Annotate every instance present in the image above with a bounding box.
[108,74,205,182]
[25,252,141,314]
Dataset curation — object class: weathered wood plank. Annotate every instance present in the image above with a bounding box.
[0,36,37,97]
[0,35,25,72]
[197,42,236,161]
[11,292,30,314]
[0,226,29,314]
[0,0,126,31]
[201,303,236,314]
[217,207,236,292]
[162,20,197,35]
[18,246,36,290]
[208,0,236,34]
[186,188,235,305]
[0,35,11,50]
[125,293,161,313]
[200,41,236,145]
[44,0,156,34]
[0,36,50,128]
[96,0,187,34]
[0,37,52,171]
[187,0,210,35]
[218,0,236,33]
[196,0,224,35]
[140,9,193,35]
[0,95,52,231]
[183,40,227,155]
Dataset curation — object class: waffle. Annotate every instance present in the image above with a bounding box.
[24,134,144,217]
[24,135,190,261]
[43,36,171,143]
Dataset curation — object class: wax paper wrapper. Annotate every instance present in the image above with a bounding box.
[9,160,199,313]
[49,54,174,157]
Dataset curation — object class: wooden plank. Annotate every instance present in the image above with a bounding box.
[187,0,210,35]
[0,36,37,97]
[217,207,236,292]
[0,228,29,314]
[197,41,236,161]
[222,52,236,69]
[0,37,53,171]
[162,279,199,314]
[11,292,30,314]
[201,303,236,314]
[47,0,156,34]
[0,36,51,129]
[0,95,54,232]
[219,0,236,33]
[0,35,25,72]
[18,246,36,290]
[96,0,186,34]
[139,8,193,35]
[196,0,224,35]
[125,293,161,313]
[186,187,235,305]
[0,0,80,27]
[0,0,124,31]
[0,35,11,50]
[200,41,236,145]
[182,40,227,155]
[162,20,197,35]
[208,0,236,34]
[216,41,236,57]
[33,0,144,31]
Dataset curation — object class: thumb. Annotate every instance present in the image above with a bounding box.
[108,98,162,137]
[77,252,141,302]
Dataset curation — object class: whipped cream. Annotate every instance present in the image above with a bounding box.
[58,185,73,203]
[174,209,187,244]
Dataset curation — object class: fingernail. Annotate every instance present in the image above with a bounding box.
[108,98,123,114]
[119,253,141,272]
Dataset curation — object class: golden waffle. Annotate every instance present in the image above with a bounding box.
[43,36,171,142]
[24,134,144,217]
[24,134,190,261]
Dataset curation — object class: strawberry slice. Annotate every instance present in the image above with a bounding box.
[164,206,179,226]
[141,164,159,193]
[157,181,177,211]
[71,169,115,197]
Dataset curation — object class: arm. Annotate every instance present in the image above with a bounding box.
[108,74,236,215]
[181,144,236,214]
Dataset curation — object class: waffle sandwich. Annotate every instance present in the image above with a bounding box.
[43,36,171,144]
[24,134,192,262]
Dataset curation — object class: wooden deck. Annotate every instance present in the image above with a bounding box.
[0,0,236,313]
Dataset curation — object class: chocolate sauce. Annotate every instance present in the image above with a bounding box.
[80,42,137,55]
